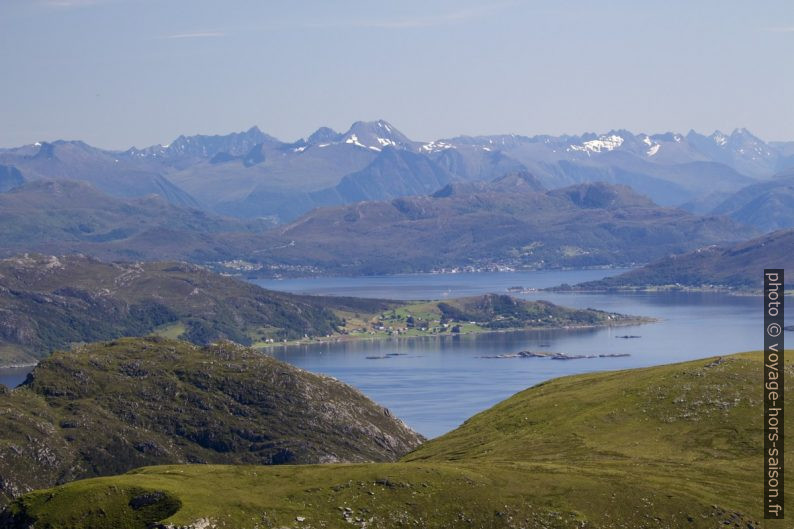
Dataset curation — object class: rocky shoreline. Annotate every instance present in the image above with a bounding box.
[480,351,631,360]
[258,318,655,351]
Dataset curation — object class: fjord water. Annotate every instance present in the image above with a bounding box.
[254,269,773,438]
[0,367,31,389]
[0,269,775,438]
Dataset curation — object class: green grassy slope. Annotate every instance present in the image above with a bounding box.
[2,351,788,528]
[0,338,423,508]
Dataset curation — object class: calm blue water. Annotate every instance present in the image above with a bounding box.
[0,269,784,439]
[0,367,31,389]
[254,268,625,300]
[254,270,782,438]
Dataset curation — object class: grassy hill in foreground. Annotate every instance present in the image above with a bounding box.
[0,338,423,508]
[2,351,789,529]
[556,228,794,292]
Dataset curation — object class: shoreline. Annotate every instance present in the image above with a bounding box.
[546,286,794,296]
[0,361,37,370]
[237,264,636,282]
[0,319,656,370]
[0,361,39,369]
[253,317,656,351]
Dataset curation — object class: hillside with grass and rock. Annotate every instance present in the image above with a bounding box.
[0,254,357,366]
[0,338,424,508]
[2,351,787,528]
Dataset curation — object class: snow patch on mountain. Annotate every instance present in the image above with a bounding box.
[344,133,382,151]
[568,135,624,155]
[421,141,455,153]
[711,131,728,146]
[639,136,661,156]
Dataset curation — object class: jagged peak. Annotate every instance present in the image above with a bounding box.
[306,126,342,145]
[729,127,764,142]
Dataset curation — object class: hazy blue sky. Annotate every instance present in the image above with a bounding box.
[1,0,792,149]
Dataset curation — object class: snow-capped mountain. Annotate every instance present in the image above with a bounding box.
[567,133,625,154]
[332,120,417,152]
[2,121,793,224]
[123,126,278,167]
[290,120,418,153]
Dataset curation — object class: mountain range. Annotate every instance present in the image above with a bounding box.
[0,180,279,263]
[1,120,791,281]
[0,174,756,276]
[257,176,756,275]
[710,167,794,231]
[2,121,793,225]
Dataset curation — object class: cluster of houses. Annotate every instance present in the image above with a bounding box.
[348,313,470,337]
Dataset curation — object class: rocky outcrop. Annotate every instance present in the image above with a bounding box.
[0,337,424,508]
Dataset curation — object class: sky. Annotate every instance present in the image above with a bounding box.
[0,0,792,149]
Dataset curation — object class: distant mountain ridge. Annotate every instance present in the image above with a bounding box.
[3,121,792,223]
[0,172,761,277]
[0,179,280,263]
[560,229,794,291]
[124,126,279,168]
[0,140,198,207]
[257,176,756,275]
[710,168,794,231]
